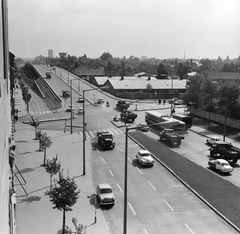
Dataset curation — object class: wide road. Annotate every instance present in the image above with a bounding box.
[26,65,239,233]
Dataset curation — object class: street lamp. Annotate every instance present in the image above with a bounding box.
[82,86,109,175]
[119,122,163,234]
[170,77,173,116]
[70,78,81,134]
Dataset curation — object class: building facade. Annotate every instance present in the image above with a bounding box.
[48,49,53,58]
[0,0,16,233]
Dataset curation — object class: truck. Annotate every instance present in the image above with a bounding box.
[120,110,138,122]
[97,131,115,150]
[46,71,51,78]
[208,159,234,173]
[159,129,184,146]
[116,100,129,112]
[209,141,240,163]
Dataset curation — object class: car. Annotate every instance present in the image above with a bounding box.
[78,97,84,103]
[173,99,184,105]
[66,105,75,112]
[208,159,234,174]
[96,183,115,206]
[97,98,104,104]
[206,136,221,145]
[136,150,154,166]
[137,123,149,132]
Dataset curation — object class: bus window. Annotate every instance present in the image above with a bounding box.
[172,114,192,129]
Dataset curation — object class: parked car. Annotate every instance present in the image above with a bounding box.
[66,105,75,112]
[78,98,84,103]
[208,159,233,174]
[137,123,149,132]
[173,99,184,105]
[206,136,221,145]
[96,183,115,206]
[97,98,104,104]
[136,150,154,166]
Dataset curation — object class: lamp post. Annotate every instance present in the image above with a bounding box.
[223,86,229,142]
[82,86,109,175]
[119,122,163,234]
[70,78,81,134]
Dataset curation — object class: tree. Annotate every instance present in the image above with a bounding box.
[176,62,189,80]
[217,84,240,118]
[29,115,41,139]
[146,83,153,91]
[100,52,113,63]
[47,172,80,234]
[40,132,53,166]
[45,154,61,191]
[157,63,168,79]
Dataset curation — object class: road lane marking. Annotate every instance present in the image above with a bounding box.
[89,131,95,138]
[101,158,106,163]
[109,169,114,177]
[137,167,143,174]
[118,147,123,152]
[117,183,123,193]
[128,157,132,162]
[143,229,149,234]
[148,181,156,190]
[185,224,195,234]
[164,199,174,211]
[107,128,114,135]
[128,203,136,215]
[112,128,121,134]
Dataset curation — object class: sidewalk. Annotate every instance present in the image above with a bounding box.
[14,89,110,234]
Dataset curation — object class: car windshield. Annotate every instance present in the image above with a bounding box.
[100,188,112,194]
[141,153,151,157]
[222,162,229,166]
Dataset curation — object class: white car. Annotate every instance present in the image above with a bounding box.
[136,150,154,166]
[137,123,149,132]
[66,105,75,112]
[206,136,221,145]
[96,183,115,206]
[208,159,233,174]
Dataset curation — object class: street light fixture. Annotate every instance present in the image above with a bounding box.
[119,122,164,234]
[70,78,81,134]
[82,86,109,175]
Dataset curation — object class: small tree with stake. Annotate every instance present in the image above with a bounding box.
[47,171,80,234]
[41,132,53,166]
[45,154,61,191]
[29,115,41,139]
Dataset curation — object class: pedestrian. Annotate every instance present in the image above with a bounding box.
[163,100,165,105]
[158,99,161,105]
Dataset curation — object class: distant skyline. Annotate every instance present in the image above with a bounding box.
[8,0,240,60]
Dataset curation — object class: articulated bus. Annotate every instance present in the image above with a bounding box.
[145,111,186,133]
[172,113,193,129]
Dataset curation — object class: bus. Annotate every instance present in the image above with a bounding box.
[172,113,193,129]
[145,111,186,133]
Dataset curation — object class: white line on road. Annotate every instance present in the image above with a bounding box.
[128,157,132,162]
[148,181,156,190]
[128,203,136,215]
[185,224,195,234]
[136,167,143,174]
[117,183,123,193]
[109,169,114,177]
[143,228,149,234]
[101,158,106,164]
[118,147,123,152]
[164,199,174,211]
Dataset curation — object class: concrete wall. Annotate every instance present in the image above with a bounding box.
[0,0,14,233]
[191,108,240,130]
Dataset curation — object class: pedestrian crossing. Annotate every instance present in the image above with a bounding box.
[78,127,124,139]
[29,110,53,115]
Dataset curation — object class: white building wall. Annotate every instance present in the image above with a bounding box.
[0,0,12,233]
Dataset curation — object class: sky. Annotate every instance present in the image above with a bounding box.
[8,0,240,60]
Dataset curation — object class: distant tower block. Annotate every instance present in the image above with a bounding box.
[48,49,53,58]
